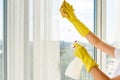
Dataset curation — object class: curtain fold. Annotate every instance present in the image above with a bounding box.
[33,0,60,80]
[7,0,60,80]
[7,0,29,80]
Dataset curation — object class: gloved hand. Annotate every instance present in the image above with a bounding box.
[73,42,98,72]
[59,1,90,37]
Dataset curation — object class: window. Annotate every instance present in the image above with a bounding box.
[105,0,115,76]
[0,0,4,79]
[59,0,95,80]
[0,0,6,80]
[105,0,120,77]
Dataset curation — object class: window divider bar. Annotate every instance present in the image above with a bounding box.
[3,0,7,80]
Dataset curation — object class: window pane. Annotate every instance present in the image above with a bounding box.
[59,0,94,80]
[106,0,114,76]
[0,0,4,79]
[106,0,120,77]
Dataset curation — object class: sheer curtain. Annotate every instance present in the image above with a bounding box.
[7,0,60,80]
[33,0,60,80]
[7,0,29,80]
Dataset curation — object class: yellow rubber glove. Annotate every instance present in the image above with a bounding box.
[60,1,90,37]
[73,43,98,72]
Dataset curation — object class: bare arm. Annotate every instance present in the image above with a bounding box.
[86,32,120,80]
[90,66,110,80]
[111,75,120,80]
[90,67,120,80]
[86,31,115,57]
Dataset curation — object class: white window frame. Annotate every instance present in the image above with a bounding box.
[95,0,120,76]
[95,0,107,71]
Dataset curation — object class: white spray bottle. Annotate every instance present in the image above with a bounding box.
[65,41,83,79]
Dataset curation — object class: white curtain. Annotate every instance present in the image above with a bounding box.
[7,0,60,80]
[33,0,60,80]
[7,0,29,80]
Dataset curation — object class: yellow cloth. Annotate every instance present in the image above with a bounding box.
[73,43,98,72]
[60,1,90,37]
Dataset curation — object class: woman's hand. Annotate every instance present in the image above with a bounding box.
[59,1,77,20]
[73,42,98,72]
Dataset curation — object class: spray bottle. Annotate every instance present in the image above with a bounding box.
[65,41,83,79]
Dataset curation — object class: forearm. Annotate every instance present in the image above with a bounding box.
[90,66,110,80]
[90,67,120,80]
[86,31,115,57]
[111,75,120,80]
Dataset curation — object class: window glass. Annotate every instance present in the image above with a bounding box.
[0,0,4,79]
[59,0,94,80]
[106,0,114,76]
[106,0,119,76]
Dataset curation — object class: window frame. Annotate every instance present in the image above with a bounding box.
[101,0,120,76]
[95,0,107,71]
[3,0,7,80]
